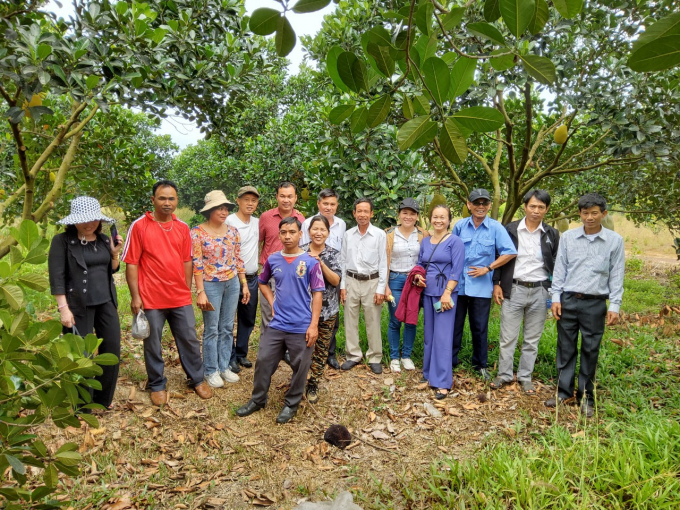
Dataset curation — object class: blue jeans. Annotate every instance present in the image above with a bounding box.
[202,278,240,375]
[387,272,417,360]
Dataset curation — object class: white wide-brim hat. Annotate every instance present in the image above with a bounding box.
[56,196,115,225]
[200,190,235,213]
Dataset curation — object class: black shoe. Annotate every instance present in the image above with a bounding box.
[306,385,319,404]
[283,351,292,367]
[580,400,595,418]
[276,405,298,424]
[326,355,340,370]
[238,357,252,368]
[544,397,568,408]
[434,390,448,400]
[477,368,491,381]
[369,363,382,374]
[229,359,241,374]
[420,375,428,383]
[341,360,359,371]
[236,400,264,417]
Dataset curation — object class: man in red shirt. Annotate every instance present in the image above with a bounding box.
[122,180,212,405]
[258,182,305,332]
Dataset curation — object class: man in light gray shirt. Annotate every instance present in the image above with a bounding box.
[546,193,625,418]
[339,197,387,374]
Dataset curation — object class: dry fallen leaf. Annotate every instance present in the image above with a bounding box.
[416,383,429,390]
[571,430,585,438]
[371,430,390,440]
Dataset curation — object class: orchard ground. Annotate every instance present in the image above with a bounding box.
[24,216,680,509]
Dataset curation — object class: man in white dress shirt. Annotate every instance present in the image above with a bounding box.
[491,190,560,394]
[300,189,347,369]
[340,197,387,374]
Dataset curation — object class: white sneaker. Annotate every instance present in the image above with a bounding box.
[401,358,416,371]
[205,372,224,388]
[220,369,240,383]
[390,359,401,373]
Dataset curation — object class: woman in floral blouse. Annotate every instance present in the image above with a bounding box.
[192,190,249,388]
[301,215,342,403]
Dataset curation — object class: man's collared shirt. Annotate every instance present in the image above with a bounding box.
[226,214,259,275]
[300,214,346,251]
[513,218,548,282]
[452,216,517,298]
[390,227,420,273]
[340,223,387,294]
[551,226,625,313]
[258,208,305,266]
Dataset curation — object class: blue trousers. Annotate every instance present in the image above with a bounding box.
[387,272,417,360]
[452,295,492,369]
[202,278,240,375]
[423,294,458,389]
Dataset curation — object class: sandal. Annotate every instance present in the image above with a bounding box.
[489,377,509,390]
[434,389,448,400]
[520,380,536,394]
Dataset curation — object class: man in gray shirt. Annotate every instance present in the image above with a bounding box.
[547,193,625,418]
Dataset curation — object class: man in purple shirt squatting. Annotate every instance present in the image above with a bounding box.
[236,217,324,424]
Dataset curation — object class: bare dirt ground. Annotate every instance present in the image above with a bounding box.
[45,329,580,510]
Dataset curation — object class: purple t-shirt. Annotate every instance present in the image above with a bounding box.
[259,251,325,334]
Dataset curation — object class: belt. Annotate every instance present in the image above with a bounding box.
[390,270,410,275]
[513,279,551,289]
[245,273,259,281]
[564,291,609,300]
[347,270,379,281]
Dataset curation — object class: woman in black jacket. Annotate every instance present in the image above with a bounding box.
[48,197,123,410]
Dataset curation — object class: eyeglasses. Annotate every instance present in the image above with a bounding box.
[471,200,491,206]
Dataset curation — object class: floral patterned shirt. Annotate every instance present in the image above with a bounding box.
[302,243,342,321]
[191,225,245,282]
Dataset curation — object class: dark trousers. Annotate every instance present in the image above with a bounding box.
[66,300,121,408]
[556,293,607,405]
[327,288,340,358]
[231,275,259,362]
[251,327,314,408]
[144,305,204,391]
[308,314,338,387]
[452,295,492,369]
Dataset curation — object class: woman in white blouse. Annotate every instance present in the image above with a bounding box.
[384,198,428,372]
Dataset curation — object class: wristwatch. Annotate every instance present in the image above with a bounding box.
[487,266,492,272]
[196,289,205,296]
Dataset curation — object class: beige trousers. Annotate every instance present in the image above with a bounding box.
[343,276,383,363]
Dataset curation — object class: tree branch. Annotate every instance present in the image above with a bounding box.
[468,147,494,179]
[433,9,513,60]
[517,82,532,181]
[0,84,14,105]
[63,103,99,140]
[550,157,643,175]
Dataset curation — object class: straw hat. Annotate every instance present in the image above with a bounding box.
[56,197,115,225]
[200,190,235,213]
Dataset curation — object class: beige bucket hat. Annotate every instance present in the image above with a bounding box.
[200,190,235,213]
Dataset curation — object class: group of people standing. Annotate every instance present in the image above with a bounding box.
[48,178,624,422]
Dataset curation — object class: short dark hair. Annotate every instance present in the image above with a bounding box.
[523,189,551,207]
[279,216,301,230]
[318,189,339,201]
[66,223,103,236]
[578,193,607,212]
[309,215,330,231]
[429,204,451,222]
[277,182,297,194]
[353,197,373,212]
[152,179,178,196]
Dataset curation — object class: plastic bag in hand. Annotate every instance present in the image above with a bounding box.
[131,310,150,339]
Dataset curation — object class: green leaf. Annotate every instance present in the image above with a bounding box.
[484,0,501,22]
[1,285,23,310]
[327,46,351,92]
[5,454,25,475]
[92,353,119,366]
[329,104,356,124]
[632,12,680,53]
[410,122,438,151]
[422,57,451,106]
[78,413,100,428]
[490,49,516,71]
[416,3,434,36]
[43,464,59,489]
[527,0,549,35]
[336,52,360,92]
[402,95,415,119]
[23,246,46,265]
[292,0,331,13]
[275,17,296,57]
[413,95,431,115]
[398,116,435,150]
[249,8,280,36]
[365,26,393,48]
[151,27,167,45]
[520,54,556,84]
[449,58,476,99]
[352,58,369,92]
[451,106,504,132]
[0,261,10,278]
[366,43,395,78]
[629,35,680,72]
[17,274,49,292]
[17,220,39,250]
[439,119,468,164]
[37,44,52,60]
[350,107,368,133]
[10,311,28,336]
[441,8,465,30]
[55,450,81,467]
[367,95,391,128]
[499,0,535,38]
[467,22,506,46]
[552,0,583,19]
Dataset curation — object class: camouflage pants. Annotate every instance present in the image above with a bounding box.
[308,314,338,388]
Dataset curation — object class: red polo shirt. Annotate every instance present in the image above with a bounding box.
[258,208,305,266]
[121,211,192,310]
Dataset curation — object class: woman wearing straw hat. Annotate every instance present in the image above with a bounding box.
[191,190,249,388]
[48,196,123,410]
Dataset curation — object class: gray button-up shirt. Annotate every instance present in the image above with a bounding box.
[551,226,625,313]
